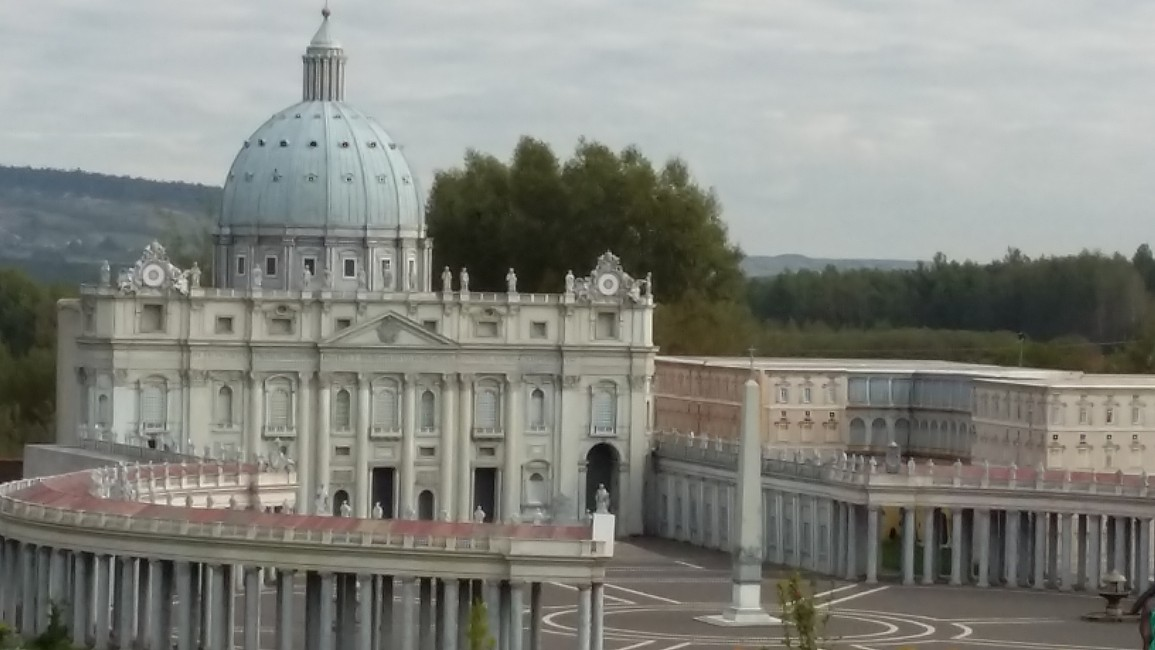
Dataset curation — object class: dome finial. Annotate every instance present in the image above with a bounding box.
[321,0,331,19]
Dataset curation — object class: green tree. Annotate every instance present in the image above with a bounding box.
[465,598,495,650]
[776,572,829,650]
[427,136,753,353]
[29,602,71,650]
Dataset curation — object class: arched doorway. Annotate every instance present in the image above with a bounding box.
[333,489,350,516]
[584,443,620,515]
[417,490,435,521]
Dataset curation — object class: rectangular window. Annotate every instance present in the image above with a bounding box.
[1106,407,1114,424]
[335,446,352,457]
[828,411,836,422]
[1134,407,1143,425]
[381,258,393,288]
[418,446,436,458]
[336,318,352,330]
[236,255,247,276]
[1079,407,1089,425]
[215,316,234,334]
[803,410,812,420]
[530,321,548,339]
[802,387,812,404]
[422,320,439,333]
[303,257,317,275]
[269,318,293,335]
[265,255,278,277]
[407,256,417,290]
[595,312,618,339]
[476,321,499,338]
[778,386,789,403]
[141,304,165,333]
[343,258,357,279]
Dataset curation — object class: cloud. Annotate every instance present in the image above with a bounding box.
[3,0,1155,260]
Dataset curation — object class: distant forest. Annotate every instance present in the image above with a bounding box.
[0,166,220,214]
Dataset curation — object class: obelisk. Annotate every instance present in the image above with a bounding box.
[699,369,780,626]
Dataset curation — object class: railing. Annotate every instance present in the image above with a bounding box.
[77,437,200,464]
[78,284,570,306]
[651,431,1155,498]
[0,462,608,560]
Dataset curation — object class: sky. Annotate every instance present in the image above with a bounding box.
[3,1,1155,261]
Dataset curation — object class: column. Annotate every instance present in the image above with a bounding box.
[529,583,543,650]
[23,545,38,635]
[441,578,459,650]
[503,374,523,521]
[276,570,294,650]
[401,579,417,650]
[950,509,964,586]
[589,582,603,650]
[93,554,111,650]
[1086,515,1102,591]
[243,567,261,650]
[146,560,167,650]
[136,557,150,646]
[381,577,395,650]
[48,548,66,622]
[419,578,433,650]
[203,565,222,650]
[174,562,192,650]
[1033,512,1047,589]
[456,580,471,650]
[1139,519,1153,595]
[774,492,786,566]
[457,375,475,521]
[297,372,314,512]
[71,552,91,648]
[865,506,879,584]
[319,574,336,650]
[1005,510,1020,588]
[922,507,936,585]
[843,503,857,581]
[498,581,510,650]
[116,557,136,649]
[901,507,916,585]
[440,374,457,520]
[337,574,356,650]
[576,585,592,650]
[248,373,264,461]
[975,509,991,587]
[1060,514,1075,592]
[356,374,372,518]
[317,377,333,514]
[400,375,418,518]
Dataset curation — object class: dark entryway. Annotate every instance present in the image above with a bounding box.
[585,443,620,514]
[473,468,497,522]
[371,467,395,518]
[333,489,349,516]
[417,490,435,520]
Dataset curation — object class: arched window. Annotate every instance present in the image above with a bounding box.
[420,390,436,430]
[215,386,234,427]
[474,384,500,431]
[266,378,293,429]
[591,383,617,433]
[526,471,547,505]
[96,394,110,428]
[141,381,166,429]
[334,389,351,430]
[529,388,546,430]
[372,381,399,431]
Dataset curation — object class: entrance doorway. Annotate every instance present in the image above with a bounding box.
[332,489,349,516]
[371,467,395,518]
[417,490,435,520]
[585,443,620,514]
[473,468,497,522]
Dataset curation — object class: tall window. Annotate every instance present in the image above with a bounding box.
[420,390,436,430]
[334,389,351,430]
[96,394,110,428]
[530,388,546,430]
[372,382,399,430]
[475,385,500,430]
[267,378,292,429]
[216,386,234,427]
[343,258,357,279]
[526,471,547,505]
[592,383,617,432]
[141,381,166,429]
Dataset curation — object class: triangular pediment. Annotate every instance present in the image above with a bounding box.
[321,312,458,348]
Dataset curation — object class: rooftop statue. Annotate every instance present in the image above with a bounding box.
[595,484,611,514]
[441,266,453,293]
[506,268,518,293]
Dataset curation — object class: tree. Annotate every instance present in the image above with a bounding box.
[427,136,752,353]
[29,602,71,650]
[465,598,495,650]
[776,572,829,650]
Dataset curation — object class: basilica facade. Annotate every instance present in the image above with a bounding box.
[54,9,656,536]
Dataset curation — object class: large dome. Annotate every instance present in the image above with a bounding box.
[218,10,423,231]
[220,101,422,230]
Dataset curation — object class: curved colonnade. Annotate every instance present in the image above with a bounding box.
[649,432,1155,595]
[0,462,613,650]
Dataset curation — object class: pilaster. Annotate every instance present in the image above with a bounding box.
[457,374,474,521]
[356,373,371,517]
[503,373,523,521]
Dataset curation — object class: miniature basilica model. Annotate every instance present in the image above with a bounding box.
[55,10,656,535]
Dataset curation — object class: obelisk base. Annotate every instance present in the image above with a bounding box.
[697,582,780,627]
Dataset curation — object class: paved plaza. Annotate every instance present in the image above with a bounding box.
[535,538,1141,650]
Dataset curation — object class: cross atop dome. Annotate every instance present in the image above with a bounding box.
[303,3,346,101]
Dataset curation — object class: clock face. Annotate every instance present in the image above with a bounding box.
[140,263,167,288]
[596,272,620,296]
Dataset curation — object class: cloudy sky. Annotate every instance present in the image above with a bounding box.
[3,0,1155,261]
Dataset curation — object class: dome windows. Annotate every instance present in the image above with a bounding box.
[401,175,412,185]
[294,113,302,119]
[368,142,378,149]
[340,141,350,149]
[243,141,251,148]
[306,174,318,183]
[309,141,318,148]
[342,173,355,183]
[243,172,254,182]
[257,139,267,147]
[272,170,283,183]
[376,175,388,184]
[279,140,290,147]
[388,143,397,150]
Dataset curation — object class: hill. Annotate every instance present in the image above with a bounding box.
[741,253,920,277]
[0,165,219,284]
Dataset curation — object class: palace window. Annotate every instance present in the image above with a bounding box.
[1134,407,1144,426]
[333,389,351,431]
[303,257,317,276]
[266,378,293,430]
[474,383,501,431]
[802,387,812,404]
[591,382,618,434]
[140,380,166,430]
[215,386,234,427]
[381,258,393,288]
[1079,407,1089,425]
[1106,407,1115,424]
[265,255,278,277]
[236,255,247,276]
[777,386,789,404]
[343,258,357,279]
[420,390,436,430]
[595,312,618,339]
[372,381,400,431]
[529,388,547,430]
[96,394,110,428]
